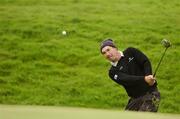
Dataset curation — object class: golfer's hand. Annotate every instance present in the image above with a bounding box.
[144,75,155,86]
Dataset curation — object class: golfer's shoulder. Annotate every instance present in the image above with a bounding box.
[124,47,137,53]
[109,65,116,72]
[108,66,116,77]
[125,47,138,51]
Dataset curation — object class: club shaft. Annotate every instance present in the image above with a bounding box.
[153,47,168,77]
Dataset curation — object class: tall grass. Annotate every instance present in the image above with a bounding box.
[0,0,179,113]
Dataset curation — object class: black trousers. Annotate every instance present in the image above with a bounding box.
[125,90,160,112]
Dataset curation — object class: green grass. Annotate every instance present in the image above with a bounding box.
[0,0,180,114]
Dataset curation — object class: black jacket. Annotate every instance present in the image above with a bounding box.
[109,47,157,98]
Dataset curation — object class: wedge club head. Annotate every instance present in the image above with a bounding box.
[161,39,171,48]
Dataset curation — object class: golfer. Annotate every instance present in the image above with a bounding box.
[100,38,160,112]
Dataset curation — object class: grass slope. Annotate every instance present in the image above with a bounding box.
[0,0,180,114]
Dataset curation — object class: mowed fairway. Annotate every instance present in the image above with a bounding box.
[0,105,180,119]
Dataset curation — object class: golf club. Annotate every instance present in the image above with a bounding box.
[153,39,171,77]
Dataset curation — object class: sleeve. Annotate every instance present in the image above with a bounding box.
[129,47,152,76]
[109,68,148,86]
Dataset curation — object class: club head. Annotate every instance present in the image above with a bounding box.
[161,39,171,48]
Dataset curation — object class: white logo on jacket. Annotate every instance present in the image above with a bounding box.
[128,57,134,62]
[114,74,118,80]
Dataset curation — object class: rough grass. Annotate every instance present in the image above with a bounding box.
[0,0,180,114]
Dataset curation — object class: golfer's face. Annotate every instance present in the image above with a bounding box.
[101,46,117,62]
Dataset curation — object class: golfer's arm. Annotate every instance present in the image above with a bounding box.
[130,47,152,75]
[143,60,152,75]
[109,70,147,86]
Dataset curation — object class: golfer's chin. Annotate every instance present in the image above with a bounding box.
[107,57,116,62]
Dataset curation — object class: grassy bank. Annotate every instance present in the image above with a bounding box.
[0,0,180,113]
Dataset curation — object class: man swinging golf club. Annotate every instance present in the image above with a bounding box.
[100,38,161,112]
